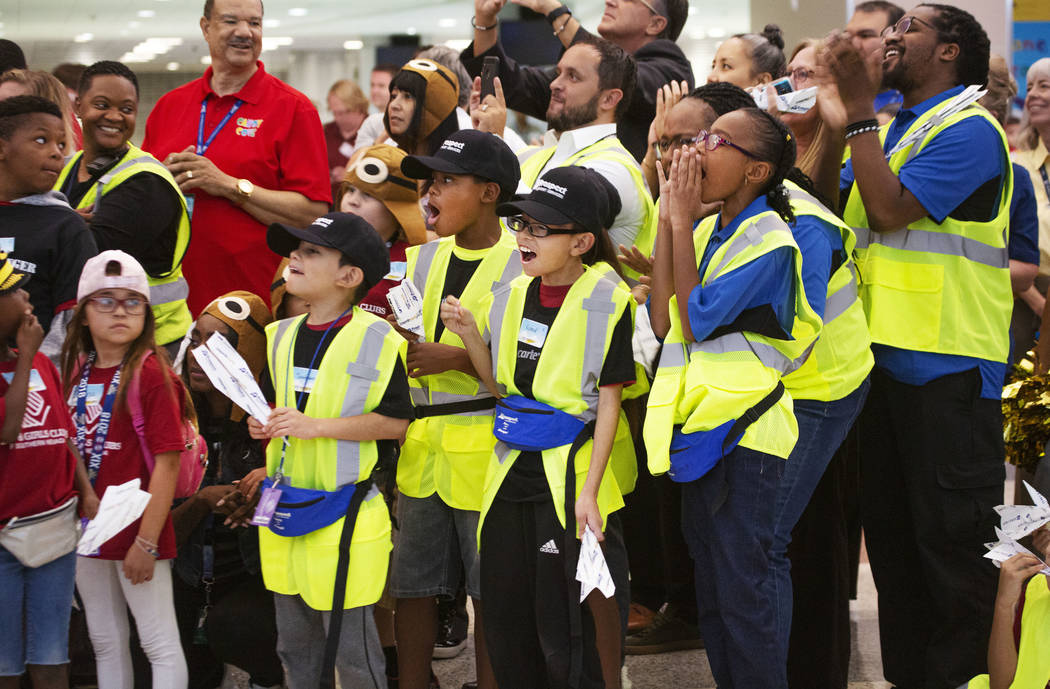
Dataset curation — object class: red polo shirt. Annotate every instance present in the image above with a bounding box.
[142,62,331,314]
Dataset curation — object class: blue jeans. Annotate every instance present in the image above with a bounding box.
[766,378,870,666]
[681,444,785,689]
[0,547,76,675]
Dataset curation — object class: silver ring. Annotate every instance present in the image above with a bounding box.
[481,104,489,112]
[186,170,193,180]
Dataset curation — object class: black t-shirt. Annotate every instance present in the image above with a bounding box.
[432,254,481,342]
[61,157,181,277]
[500,278,636,502]
[0,198,98,330]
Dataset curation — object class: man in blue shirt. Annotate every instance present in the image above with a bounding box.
[820,5,1010,689]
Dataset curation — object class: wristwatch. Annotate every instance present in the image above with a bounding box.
[235,178,255,203]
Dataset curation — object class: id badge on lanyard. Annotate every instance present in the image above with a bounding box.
[74,353,122,485]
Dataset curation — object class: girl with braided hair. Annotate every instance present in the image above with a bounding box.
[644,106,821,688]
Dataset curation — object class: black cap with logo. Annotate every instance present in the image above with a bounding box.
[401,129,521,198]
[496,166,622,235]
[266,212,390,291]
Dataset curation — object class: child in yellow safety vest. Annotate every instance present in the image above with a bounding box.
[441,165,639,689]
[389,128,521,689]
[248,212,413,689]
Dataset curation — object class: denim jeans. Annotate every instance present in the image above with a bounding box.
[681,444,785,689]
[0,547,76,675]
[766,378,870,666]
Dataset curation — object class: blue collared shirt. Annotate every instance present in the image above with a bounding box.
[1009,162,1040,265]
[840,85,1010,399]
[688,196,798,343]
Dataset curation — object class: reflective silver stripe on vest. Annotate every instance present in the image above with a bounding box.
[824,271,859,324]
[492,251,520,292]
[786,186,825,209]
[411,241,442,296]
[269,319,296,395]
[852,225,1008,270]
[655,340,688,369]
[408,241,443,406]
[488,286,513,388]
[335,321,388,486]
[579,280,618,422]
[494,439,514,465]
[95,155,167,196]
[687,331,812,376]
[707,215,785,281]
[149,276,189,306]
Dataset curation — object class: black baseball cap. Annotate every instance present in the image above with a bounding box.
[266,212,390,291]
[401,129,521,198]
[497,166,622,235]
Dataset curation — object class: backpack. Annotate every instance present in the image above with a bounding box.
[127,352,207,499]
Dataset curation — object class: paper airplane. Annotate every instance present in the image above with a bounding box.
[77,479,152,555]
[576,526,616,602]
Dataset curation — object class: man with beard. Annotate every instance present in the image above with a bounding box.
[513,35,653,255]
[142,0,330,313]
[462,0,692,162]
[818,5,1011,689]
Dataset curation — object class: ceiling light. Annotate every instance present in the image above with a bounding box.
[137,9,156,18]
[707,27,726,38]
[166,62,179,71]
[288,7,308,16]
[444,39,471,51]
[438,18,456,28]
[264,19,280,28]
[688,5,697,14]
[406,27,417,35]
[74,33,94,43]
[201,55,212,65]
[261,36,293,51]
[343,40,364,50]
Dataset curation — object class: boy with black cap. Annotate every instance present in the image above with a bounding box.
[390,128,520,689]
[248,212,413,689]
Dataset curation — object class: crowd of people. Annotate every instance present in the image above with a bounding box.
[1,0,1050,688]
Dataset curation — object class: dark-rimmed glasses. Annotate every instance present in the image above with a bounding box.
[89,296,147,315]
[696,130,761,160]
[881,14,936,38]
[506,216,576,238]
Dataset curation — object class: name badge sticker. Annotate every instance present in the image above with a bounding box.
[292,366,318,393]
[518,318,549,348]
[2,369,46,392]
[251,486,282,527]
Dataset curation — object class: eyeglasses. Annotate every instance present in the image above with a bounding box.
[656,134,702,152]
[506,216,576,238]
[696,130,761,159]
[89,296,147,315]
[789,67,813,86]
[881,14,936,38]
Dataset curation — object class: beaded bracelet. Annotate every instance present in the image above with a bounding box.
[845,118,879,138]
[553,14,573,36]
[471,15,498,31]
[845,124,880,141]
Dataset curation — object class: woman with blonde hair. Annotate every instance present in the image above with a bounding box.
[0,69,79,151]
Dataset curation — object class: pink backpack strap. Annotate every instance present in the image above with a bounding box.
[127,351,155,473]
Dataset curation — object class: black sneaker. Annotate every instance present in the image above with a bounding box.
[624,603,703,655]
[433,595,468,659]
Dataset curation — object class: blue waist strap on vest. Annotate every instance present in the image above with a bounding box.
[493,396,587,452]
[261,476,366,538]
[668,381,786,483]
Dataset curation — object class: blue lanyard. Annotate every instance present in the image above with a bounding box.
[74,352,122,485]
[196,98,243,155]
[1040,165,1050,207]
[273,308,352,482]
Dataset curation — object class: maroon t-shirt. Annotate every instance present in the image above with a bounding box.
[68,355,187,560]
[0,351,77,526]
[358,240,409,320]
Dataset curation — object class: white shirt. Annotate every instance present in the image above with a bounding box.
[525,123,650,251]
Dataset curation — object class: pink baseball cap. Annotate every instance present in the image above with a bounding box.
[77,250,150,303]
